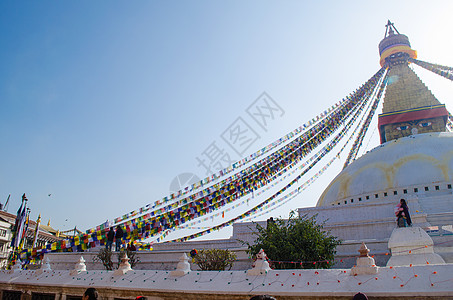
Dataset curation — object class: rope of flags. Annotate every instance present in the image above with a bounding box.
[18,66,406,261]
[236,76,394,226]
[16,67,386,261]
[409,58,453,81]
[166,75,387,242]
[107,67,386,225]
[390,58,453,132]
[84,66,386,235]
[157,111,364,242]
[343,69,389,169]
[84,89,369,236]
[110,67,386,243]
[83,99,348,235]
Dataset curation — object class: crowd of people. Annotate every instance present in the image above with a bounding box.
[103,225,137,252]
[105,225,125,251]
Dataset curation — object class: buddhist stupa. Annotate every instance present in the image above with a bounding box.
[318,21,452,207]
[309,21,453,266]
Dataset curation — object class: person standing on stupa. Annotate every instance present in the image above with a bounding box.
[395,199,412,227]
[106,227,115,251]
[115,225,124,251]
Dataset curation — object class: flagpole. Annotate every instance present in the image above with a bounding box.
[17,208,30,258]
[4,194,10,212]
[14,197,28,249]
[8,194,28,269]
[32,214,41,249]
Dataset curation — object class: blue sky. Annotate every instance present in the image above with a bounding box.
[1,1,453,240]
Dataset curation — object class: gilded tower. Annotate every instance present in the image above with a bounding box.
[377,21,449,143]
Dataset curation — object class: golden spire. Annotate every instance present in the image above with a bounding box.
[378,20,417,67]
[377,21,448,143]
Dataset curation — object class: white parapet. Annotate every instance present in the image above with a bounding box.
[2,264,453,297]
[387,226,445,267]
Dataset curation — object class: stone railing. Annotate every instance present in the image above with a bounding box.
[1,242,452,300]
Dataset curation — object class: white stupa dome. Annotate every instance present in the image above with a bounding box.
[317,132,453,207]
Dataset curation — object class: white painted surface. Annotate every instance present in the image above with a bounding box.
[318,132,453,206]
[1,264,453,296]
[387,227,445,267]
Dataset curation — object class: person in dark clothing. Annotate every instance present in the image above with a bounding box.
[395,199,412,227]
[352,292,368,300]
[267,217,275,227]
[83,288,98,300]
[115,225,124,251]
[400,199,412,226]
[106,227,114,251]
[127,242,136,251]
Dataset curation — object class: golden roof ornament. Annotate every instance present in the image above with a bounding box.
[378,20,417,67]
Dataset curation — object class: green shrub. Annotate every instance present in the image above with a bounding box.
[243,211,341,269]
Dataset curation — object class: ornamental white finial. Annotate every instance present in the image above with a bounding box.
[170,253,191,277]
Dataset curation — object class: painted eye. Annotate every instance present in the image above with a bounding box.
[419,122,432,127]
[396,125,409,131]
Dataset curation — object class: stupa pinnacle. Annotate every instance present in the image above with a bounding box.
[377,21,449,143]
[378,20,417,67]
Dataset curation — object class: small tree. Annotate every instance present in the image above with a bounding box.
[94,248,114,270]
[94,248,140,270]
[243,211,341,269]
[193,249,237,271]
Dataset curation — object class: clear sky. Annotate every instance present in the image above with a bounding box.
[1,1,453,241]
